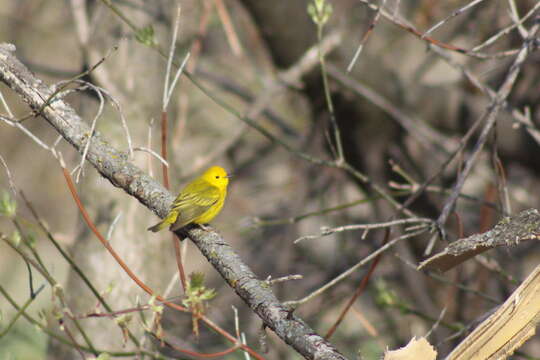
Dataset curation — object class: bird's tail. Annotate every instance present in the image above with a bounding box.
[148,211,178,232]
[147,220,169,232]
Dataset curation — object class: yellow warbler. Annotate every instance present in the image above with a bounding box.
[148,166,230,232]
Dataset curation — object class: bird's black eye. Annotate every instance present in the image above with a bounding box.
[215,175,219,179]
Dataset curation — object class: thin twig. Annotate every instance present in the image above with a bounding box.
[133,147,169,167]
[425,307,447,338]
[160,111,169,189]
[0,90,52,151]
[214,0,243,56]
[285,228,427,307]
[71,82,105,183]
[106,212,123,241]
[328,63,453,159]
[356,0,521,59]
[294,218,432,243]
[422,0,488,39]
[146,118,155,177]
[254,196,373,227]
[472,2,540,51]
[264,274,303,285]
[160,5,188,292]
[0,283,44,339]
[316,19,344,163]
[325,231,383,339]
[507,0,528,39]
[163,5,181,110]
[0,153,17,196]
[172,0,212,148]
[150,332,244,359]
[347,0,387,72]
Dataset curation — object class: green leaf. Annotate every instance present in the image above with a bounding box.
[0,191,16,217]
[189,272,205,289]
[307,0,333,27]
[135,25,156,46]
[10,230,21,247]
[26,232,37,248]
[96,353,111,360]
[182,272,216,309]
[115,314,132,327]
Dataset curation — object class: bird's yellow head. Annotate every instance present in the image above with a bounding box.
[202,166,229,189]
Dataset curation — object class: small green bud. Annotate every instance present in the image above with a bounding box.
[135,25,156,47]
[0,191,16,218]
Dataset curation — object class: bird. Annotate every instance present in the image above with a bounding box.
[147,166,229,232]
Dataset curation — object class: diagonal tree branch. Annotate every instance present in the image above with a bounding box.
[0,44,347,360]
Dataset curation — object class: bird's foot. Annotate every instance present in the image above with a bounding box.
[198,223,212,232]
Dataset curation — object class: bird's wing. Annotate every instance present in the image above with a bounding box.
[170,183,220,231]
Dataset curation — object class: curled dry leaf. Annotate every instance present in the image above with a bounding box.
[383,337,437,360]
